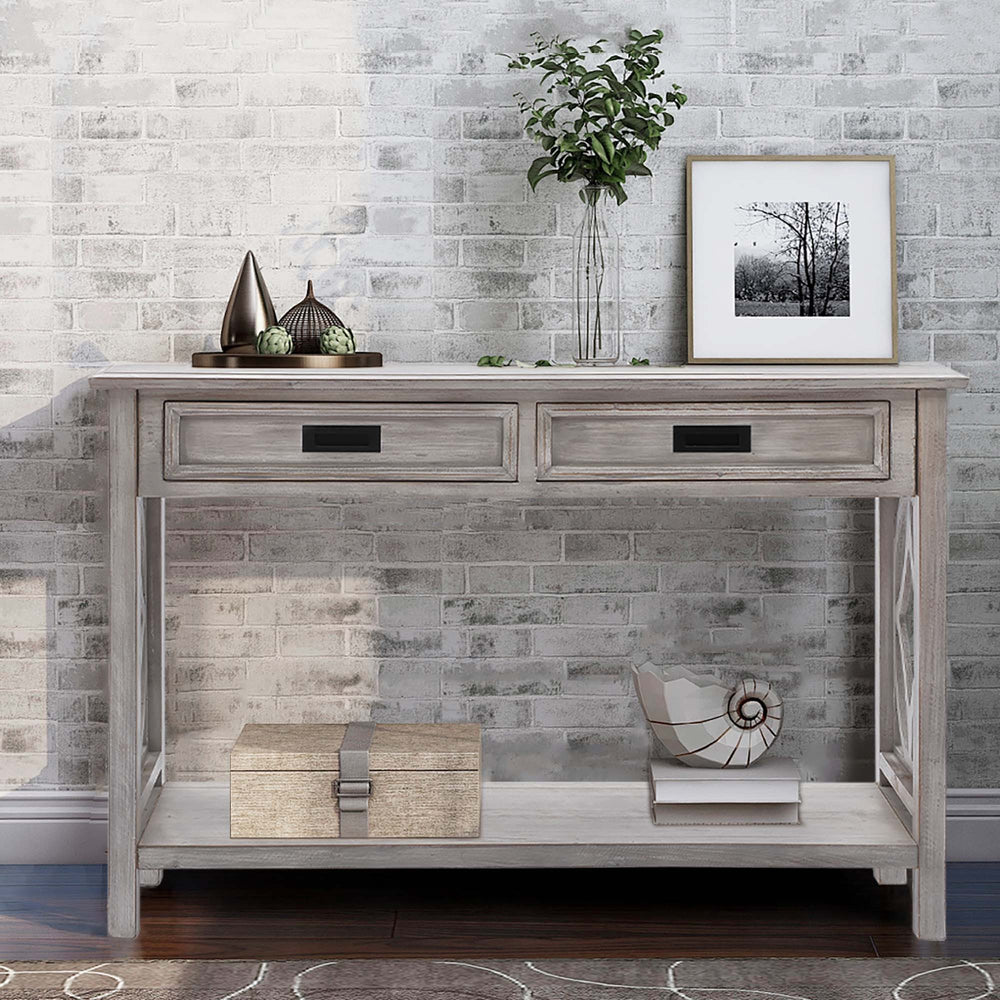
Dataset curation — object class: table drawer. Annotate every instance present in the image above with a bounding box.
[164,402,518,481]
[538,402,890,481]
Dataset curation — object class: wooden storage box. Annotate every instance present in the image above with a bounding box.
[230,722,481,839]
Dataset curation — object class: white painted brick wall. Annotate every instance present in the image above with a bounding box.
[0,0,997,788]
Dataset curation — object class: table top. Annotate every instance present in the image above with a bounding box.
[90,361,968,392]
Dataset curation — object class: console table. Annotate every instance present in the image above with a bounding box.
[93,361,967,940]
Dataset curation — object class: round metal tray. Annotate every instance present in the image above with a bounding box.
[192,352,383,369]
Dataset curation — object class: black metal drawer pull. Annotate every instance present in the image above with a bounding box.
[673,424,751,453]
[302,425,381,453]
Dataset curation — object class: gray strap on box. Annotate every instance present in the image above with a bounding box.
[337,721,375,838]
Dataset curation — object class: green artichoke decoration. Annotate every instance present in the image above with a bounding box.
[256,325,293,355]
[319,324,356,355]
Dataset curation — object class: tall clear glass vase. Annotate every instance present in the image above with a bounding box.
[573,183,620,365]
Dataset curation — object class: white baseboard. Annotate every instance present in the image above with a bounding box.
[0,790,107,864]
[0,787,996,865]
[947,789,1000,862]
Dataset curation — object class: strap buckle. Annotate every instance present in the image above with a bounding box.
[334,778,372,798]
[338,721,376,836]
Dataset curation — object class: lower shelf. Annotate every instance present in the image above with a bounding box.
[138,781,916,870]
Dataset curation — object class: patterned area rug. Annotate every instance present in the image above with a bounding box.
[0,959,998,999]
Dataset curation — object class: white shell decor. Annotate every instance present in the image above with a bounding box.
[632,664,783,768]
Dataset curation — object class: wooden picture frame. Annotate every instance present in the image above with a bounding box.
[687,155,898,364]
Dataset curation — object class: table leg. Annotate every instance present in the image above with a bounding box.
[139,869,164,888]
[108,389,141,938]
[912,388,948,941]
[873,867,908,886]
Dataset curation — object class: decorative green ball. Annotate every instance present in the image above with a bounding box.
[319,324,356,356]
[256,325,293,355]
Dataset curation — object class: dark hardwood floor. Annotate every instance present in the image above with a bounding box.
[1,864,998,960]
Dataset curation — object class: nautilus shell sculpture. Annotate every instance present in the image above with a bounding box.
[632,664,783,768]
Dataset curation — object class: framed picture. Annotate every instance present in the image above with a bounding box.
[687,155,897,364]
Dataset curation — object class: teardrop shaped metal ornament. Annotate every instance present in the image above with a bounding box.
[278,280,346,354]
[220,251,277,352]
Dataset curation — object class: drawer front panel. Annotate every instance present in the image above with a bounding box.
[165,402,517,481]
[538,402,890,481]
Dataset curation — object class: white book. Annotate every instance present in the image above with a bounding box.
[649,757,801,805]
[651,801,801,825]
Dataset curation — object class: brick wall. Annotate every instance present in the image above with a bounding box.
[0,0,996,788]
[164,497,876,781]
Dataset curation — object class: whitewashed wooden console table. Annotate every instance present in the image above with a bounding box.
[94,361,967,940]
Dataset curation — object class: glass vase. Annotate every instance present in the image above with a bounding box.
[573,183,620,365]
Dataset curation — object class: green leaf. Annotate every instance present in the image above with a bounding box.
[600,132,615,161]
[626,74,647,98]
[589,134,609,163]
[526,155,553,188]
[530,167,559,188]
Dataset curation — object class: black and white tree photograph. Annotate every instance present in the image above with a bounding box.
[734,201,851,317]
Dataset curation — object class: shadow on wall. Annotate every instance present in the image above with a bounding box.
[475,0,681,53]
[0,370,110,795]
[161,488,879,786]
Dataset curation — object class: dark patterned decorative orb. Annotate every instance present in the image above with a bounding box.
[278,280,346,354]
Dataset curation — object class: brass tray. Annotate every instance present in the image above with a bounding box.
[192,352,383,369]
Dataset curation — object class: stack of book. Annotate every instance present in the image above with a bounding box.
[649,757,801,825]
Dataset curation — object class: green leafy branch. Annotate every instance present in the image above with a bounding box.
[478,355,565,368]
[504,29,685,205]
[477,355,652,368]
